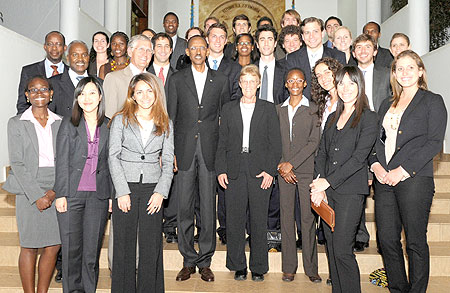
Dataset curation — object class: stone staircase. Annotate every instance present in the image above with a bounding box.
[0,155,450,292]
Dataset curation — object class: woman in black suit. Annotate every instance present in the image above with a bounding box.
[216,64,281,282]
[55,77,112,293]
[370,50,447,292]
[310,66,378,293]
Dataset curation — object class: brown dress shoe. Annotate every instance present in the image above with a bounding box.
[176,267,195,281]
[309,275,322,283]
[199,267,215,282]
[282,273,295,282]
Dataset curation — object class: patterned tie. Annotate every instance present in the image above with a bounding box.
[158,67,165,85]
[260,65,268,100]
[50,65,59,76]
[212,60,218,70]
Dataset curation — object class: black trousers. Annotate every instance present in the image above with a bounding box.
[375,176,434,293]
[267,179,280,230]
[355,195,370,243]
[177,139,216,268]
[225,154,271,274]
[112,182,164,293]
[216,184,226,237]
[57,193,109,293]
[163,175,178,234]
[323,189,364,293]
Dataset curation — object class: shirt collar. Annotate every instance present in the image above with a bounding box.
[358,63,374,73]
[20,107,62,123]
[191,64,207,75]
[129,63,146,76]
[208,54,224,66]
[44,58,64,70]
[281,96,309,107]
[307,45,324,58]
[68,68,88,86]
[259,57,275,68]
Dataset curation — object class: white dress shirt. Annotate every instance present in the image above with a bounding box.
[281,96,310,140]
[152,63,170,80]
[307,45,324,70]
[44,58,65,78]
[130,62,146,76]
[191,65,208,103]
[171,35,178,49]
[359,63,375,111]
[240,102,256,148]
[258,58,276,103]
[208,54,224,70]
[321,95,337,131]
[68,69,88,87]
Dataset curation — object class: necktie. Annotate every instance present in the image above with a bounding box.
[76,76,84,84]
[212,60,218,70]
[260,65,268,100]
[158,67,165,85]
[50,65,59,76]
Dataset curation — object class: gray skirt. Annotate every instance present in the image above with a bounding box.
[16,167,61,248]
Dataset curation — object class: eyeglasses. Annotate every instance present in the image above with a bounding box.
[189,46,207,51]
[286,79,305,84]
[28,88,50,94]
[238,41,251,46]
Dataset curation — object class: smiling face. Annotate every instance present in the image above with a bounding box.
[207,27,227,55]
[337,73,358,105]
[186,37,208,66]
[68,43,89,75]
[237,35,253,57]
[233,20,250,35]
[282,14,299,27]
[325,19,340,39]
[77,82,101,114]
[133,80,156,110]
[239,73,260,99]
[302,21,324,50]
[93,33,108,54]
[110,35,127,58]
[394,55,423,89]
[285,70,306,97]
[128,39,153,71]
[363,23,381,42]
[333,28,352,52]
[26,77,53,108]
[153,37,172,64]
[44,32,66,63]
[257,31,276,57]
[163,14,179,36]
[314,62,335,92]
[283,34,301,54]
[353,40,377,67]
[390,36,410,57]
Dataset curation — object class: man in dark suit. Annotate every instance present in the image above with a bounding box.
[17,31,68,114]
[286,17,346,100]
[224,14,252,59]
[275,9,302,61]
[168,36,230,282]
[324,16,342,48]
[49,41,90,117]
[164,12,187,70]
[352,33,391,252]
[363,21,394,69]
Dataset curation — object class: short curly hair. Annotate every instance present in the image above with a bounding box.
[278,25,302,53]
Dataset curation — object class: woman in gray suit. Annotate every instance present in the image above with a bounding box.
[4,75,61,293]
[109,73,174,293]
[54,76,112,293]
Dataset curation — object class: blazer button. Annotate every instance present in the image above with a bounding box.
[96,170,100,174]
[195,134,198,138]
[198,120,202,123]
[413,171,416,175]
[398,130,402,134]
[77,168,82,171]
[332,161,337,165]
[334,147,339,151]
[141,155,145,160]
[397,147,401,150]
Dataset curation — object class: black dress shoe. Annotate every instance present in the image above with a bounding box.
[194,233,200,243]
[176,266,196,281]
[251,272,264,282]
[326,278,332,286]
[234,269,247,281]
[308,275,322,283]
[317,239,326,245]
[55,269,62,283]
[353,241,369,252]
[219,234,227,245]
[296,239,302,250]
[165,232,178,243]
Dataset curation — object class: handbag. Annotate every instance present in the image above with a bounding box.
[311,200,335,232]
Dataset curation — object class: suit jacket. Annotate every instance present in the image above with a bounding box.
[369,89,447,178]
[374,46,394,69]
[276,101,321,174]
[314,109,378,195]
[48,70,78,117]
[148,64,175,98]
[108,114,174,199]
[167,66,230,171]
[215,99,282,179]
[3,113,61,203]
[286,46,346,99]
[254,59,288,105]
[371,65,392,112]
[208,56,241,101]
[17,60,68,114]
[170,36,187,70]
[54,117,113,199]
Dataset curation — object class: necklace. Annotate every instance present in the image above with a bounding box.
[111,57,130,71]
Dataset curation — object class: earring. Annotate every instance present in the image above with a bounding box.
[26,98,30,103]
[50,96,53,102]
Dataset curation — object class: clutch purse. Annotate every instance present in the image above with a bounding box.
[311,200,335,232]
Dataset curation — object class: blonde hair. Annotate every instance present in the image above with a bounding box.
[111,73,169,136]
[390,50,428,107]
[239,64,261,82]
[332,26,352,42]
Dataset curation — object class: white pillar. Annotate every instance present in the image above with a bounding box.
[117,0,131,36]
[105,0,119,33]
[60,0,79,43]
[366,0,382,24]
[409,0,429,55]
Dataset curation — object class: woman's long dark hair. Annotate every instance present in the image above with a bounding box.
[231,33,258,63]
[328,66,369,129]
[71,76,106,127]
[311,57,343,123]
[89,31,111,63]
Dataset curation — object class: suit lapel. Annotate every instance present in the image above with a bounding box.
[76,117,89,156]
[38,60,46,76]
[184,68,199,104]
[398,89,424,123]
[128,121,145,151]
[231,100,244,143]
[98,121,108,154]
[60,71,76,103]
[201,69,214,104]
[51,120,60,156]
[23,121,39,156]
[373,67,383,111]
[279,105,290,137]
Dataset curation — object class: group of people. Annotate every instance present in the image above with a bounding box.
[4,8,447,293]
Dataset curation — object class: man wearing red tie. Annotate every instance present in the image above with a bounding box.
[148,32,174,98]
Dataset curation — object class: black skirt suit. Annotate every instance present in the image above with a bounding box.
[314,109,378,293]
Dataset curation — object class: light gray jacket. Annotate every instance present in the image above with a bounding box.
[108,114,174,198]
